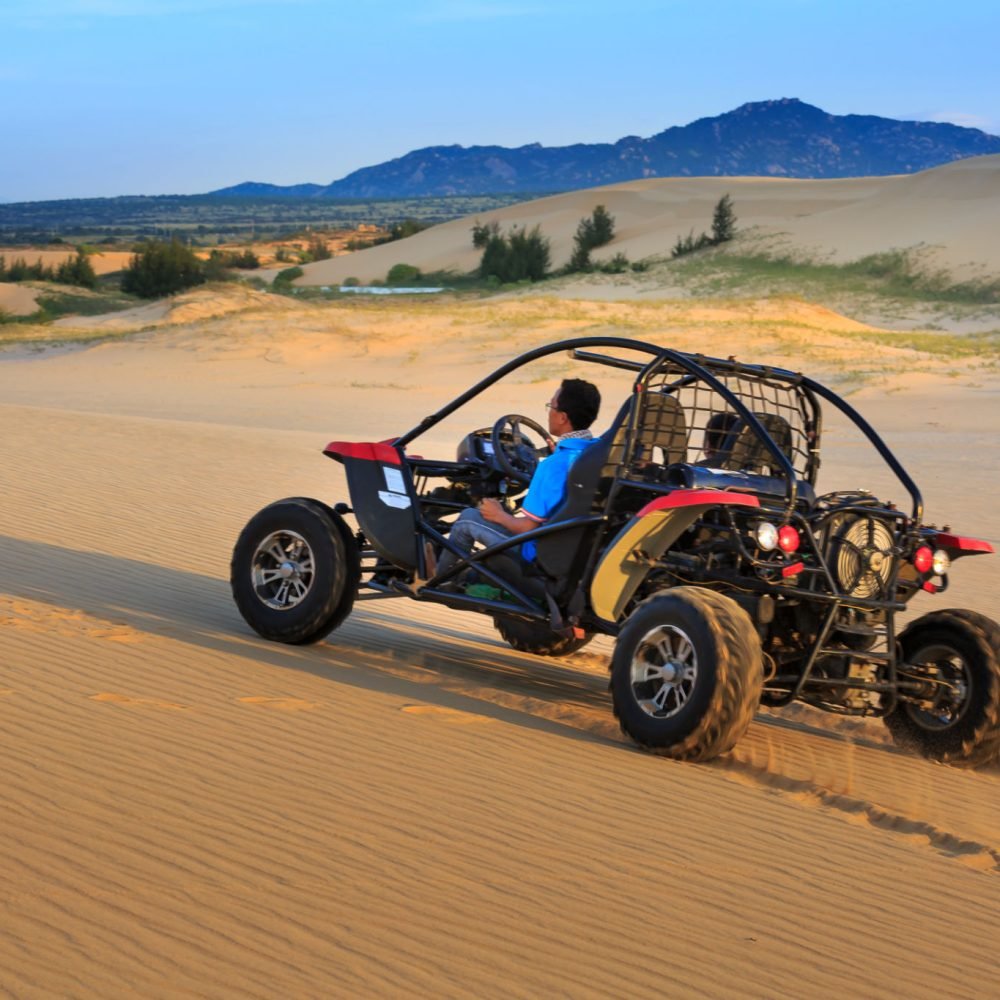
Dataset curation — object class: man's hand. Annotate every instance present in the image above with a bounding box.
[479,497,505,523]
[479,497,538,535]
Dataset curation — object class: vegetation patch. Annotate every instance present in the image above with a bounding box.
[669,246,1000,306]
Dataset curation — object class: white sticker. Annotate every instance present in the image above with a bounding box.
[383,466,406,494]
[378,490,411,509]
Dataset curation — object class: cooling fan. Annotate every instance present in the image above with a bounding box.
[829,515,896,599]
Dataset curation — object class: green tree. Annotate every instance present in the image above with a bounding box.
[478,225,550,283]
[479,232,510,282]
[711,193,737,244]
[121,239,205,298]
[305,233,332,262]
[55,247,98,289]
[386,263,421,285]
[388,218,429,241]
[471,219,500,249]
[569,204,616,272]
[590,204,615,247]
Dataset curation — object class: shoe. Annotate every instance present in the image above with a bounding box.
[423,541,438,578]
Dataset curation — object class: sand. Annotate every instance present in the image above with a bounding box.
[276,154,1000,287]
[2,288,999,997]
[0,283,42,317]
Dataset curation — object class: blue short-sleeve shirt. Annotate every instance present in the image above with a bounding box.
[520,437,595,561]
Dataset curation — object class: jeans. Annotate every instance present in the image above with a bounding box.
[436,507,515,579]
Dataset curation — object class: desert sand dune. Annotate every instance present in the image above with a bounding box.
[281,154,1000,286]
[2,292,999,996]
[0,283,41,316]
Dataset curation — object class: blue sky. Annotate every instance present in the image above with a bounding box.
[3,0,998,202]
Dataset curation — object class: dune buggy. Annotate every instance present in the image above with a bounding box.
[232,337,999,765]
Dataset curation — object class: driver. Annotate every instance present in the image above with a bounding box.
[433,378,601,583]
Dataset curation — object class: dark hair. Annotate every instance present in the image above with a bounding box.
[557,378,601,430]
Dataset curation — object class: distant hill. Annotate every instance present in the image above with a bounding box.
[211,98,1000,199]
[212,181,327,198]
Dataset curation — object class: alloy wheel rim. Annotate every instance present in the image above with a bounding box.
[906,642,972,730]
[630,624,698,719]
[251,530,315,610]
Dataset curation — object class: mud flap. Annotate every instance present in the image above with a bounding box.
[589,490,759,622]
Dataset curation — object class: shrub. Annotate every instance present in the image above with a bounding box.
[478,225,550,283]
[55,248,98,289]
[471,220,500,249]
[387,263,421,285]
[273,266,304,289]
[342,276,360,287]
[305,233,332,262]
[387,218,429,241]
[121,239,205,298]
[569,204,616,272]
[673,195,738,258]
[2,256,54,282]
[598,252,630,274]
[712,193,737,244]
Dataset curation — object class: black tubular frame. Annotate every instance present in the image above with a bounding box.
[396,336,921,519]
[365,336,930,707]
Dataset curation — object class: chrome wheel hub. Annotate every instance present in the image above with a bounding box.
[908,643,972,730]
[251,530,315,610]
[630,624,698,718]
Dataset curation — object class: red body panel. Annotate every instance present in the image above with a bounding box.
[324,441,401,466]
[637,490,761,518]
[933,532,994,555]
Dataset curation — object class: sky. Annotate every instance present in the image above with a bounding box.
[2,0,999,203]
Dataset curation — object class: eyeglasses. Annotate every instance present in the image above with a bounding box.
[545,402,561,412]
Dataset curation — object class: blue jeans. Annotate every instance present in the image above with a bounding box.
[436,507,515,578]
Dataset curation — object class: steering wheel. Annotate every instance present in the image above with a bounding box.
[491,414,555,487]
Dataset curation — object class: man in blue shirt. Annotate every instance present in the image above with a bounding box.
[433,378,601,583]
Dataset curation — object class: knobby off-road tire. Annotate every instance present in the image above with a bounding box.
[885,609,1000,767]
[231,497,360,645]
[494,616,594,656]
[610,587,763,762]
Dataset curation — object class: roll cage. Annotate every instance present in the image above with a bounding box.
[328,336,926,638]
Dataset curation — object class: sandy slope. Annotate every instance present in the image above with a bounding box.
[280,154,1000,286]
[0,283,41,316]
[1,292,999,997]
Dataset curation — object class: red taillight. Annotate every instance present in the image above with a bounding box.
[913,546,933,573]
[778,525,800,553]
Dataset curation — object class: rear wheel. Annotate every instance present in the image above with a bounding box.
[885,609,1000,767]
[610,588,763,761]
[494,616,593,656]
[231,498,359,645]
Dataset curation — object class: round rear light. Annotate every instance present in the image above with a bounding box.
[778,525,800,553]
[754,522,779,551]
[932,549,951,576]
[913,546,933,573]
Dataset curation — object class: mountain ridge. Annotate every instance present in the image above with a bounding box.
[211,98,1000,199]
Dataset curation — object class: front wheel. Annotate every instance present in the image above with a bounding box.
[885,609,1000,767]
[231,497,359,645]
[610,588,763,762]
